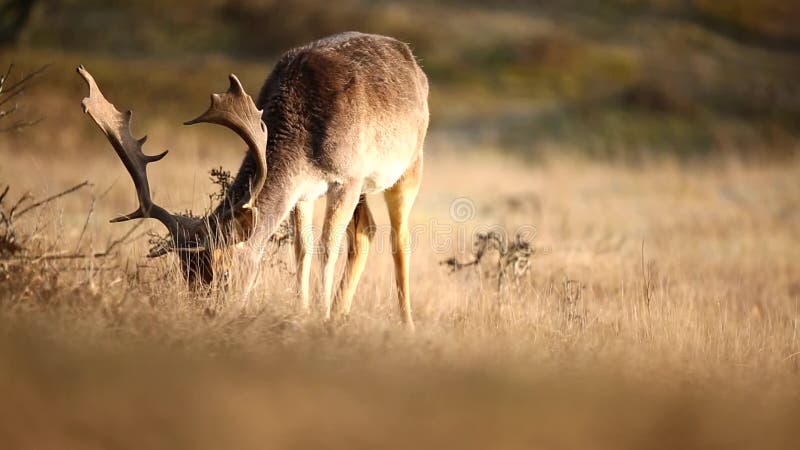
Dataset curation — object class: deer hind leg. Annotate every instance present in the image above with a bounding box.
[320,181,363,320]
[332,195,376,318]
[384,157,423,330]
[293,200,315,311]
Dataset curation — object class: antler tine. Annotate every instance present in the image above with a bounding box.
[185,74,268,215]
[77,65,180,236]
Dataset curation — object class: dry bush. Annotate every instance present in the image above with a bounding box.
[442,230,533,292]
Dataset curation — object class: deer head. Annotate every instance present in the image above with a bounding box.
[77,65,267,283]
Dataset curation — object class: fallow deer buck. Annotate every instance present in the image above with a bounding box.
[78,32,428,328]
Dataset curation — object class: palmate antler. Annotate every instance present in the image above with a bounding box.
[77,65,268,257]
[185,74,268,229]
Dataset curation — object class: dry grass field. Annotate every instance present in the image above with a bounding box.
[2,0,800,448]
[2,126,799,448]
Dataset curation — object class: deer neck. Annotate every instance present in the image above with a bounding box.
[207,151,301,248]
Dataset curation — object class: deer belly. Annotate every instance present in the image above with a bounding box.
[363,163,408,193]
[298,179,330,201]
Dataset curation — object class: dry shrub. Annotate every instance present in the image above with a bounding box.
[443,230,533,292]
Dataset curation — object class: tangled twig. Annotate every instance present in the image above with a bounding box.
[1,182,145,263]
[1,182,89,257]
[0,64,49,133]
[208,166,233,205]
[442,231,533,290]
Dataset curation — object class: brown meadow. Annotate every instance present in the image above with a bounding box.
[2,0,800,445]
[2,125,799,448]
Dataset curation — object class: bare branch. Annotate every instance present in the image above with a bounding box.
[0,64,13,93]
[15,181,91,218]
[4,222,146,262]
[0,63,48,133]
[1,182,90,259]
[0,104,17,119]
[74,196,95,252]
[0,63,48,107]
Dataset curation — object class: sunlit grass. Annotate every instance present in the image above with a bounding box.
[2,128,799,447]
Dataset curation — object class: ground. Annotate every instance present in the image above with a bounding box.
[2,138,799,448]
[1,1,799,446]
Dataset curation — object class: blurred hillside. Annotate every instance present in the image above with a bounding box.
[2,0,800,160]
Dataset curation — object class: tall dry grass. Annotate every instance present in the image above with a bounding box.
[1,118,799,447]
[2,2,799,446]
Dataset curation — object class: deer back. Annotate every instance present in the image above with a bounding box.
[221,32,429,210]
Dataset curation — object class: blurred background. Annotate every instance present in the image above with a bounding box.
[2,0,799,161]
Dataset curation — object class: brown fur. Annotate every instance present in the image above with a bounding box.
[81,32,429,326]
[220,32,428,325]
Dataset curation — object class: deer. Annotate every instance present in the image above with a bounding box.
[78,32,429,328]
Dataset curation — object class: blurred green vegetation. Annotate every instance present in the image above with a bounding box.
[2,0,799,160]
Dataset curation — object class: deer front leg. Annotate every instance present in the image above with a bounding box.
[293,200,315,311]
[320,181,362,320]
[240,177,303,301]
